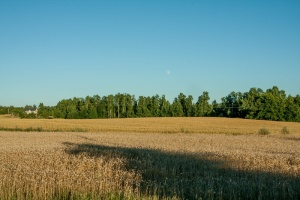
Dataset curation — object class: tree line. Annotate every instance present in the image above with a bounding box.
[1,86,300,122]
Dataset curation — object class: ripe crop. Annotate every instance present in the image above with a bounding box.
[0,117,299,199]
[0,117,300,134]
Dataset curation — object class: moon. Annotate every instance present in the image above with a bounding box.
[166,70,171,75]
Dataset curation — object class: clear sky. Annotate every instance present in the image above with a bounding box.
[0,0,299,107]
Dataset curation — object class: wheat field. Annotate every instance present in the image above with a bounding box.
[1,116,300,134]
[0,117,300,199]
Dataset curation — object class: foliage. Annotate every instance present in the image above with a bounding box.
[196,91,212,116]
[281,126,290,135]
[258,128,271,135]
[2,86,300,122]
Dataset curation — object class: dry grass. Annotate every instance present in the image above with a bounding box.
[0,114,13,119]
[0,130,299,199]
[1,117,300,134]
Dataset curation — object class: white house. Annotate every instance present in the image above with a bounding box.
[25,108,38,115]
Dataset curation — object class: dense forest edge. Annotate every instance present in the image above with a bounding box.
[1,86,300,122]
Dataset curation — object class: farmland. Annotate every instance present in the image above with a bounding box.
[0,117,300,199]
[1,116,300,134]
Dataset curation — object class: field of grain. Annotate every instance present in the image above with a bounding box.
[1,123,300,199]
[0,117,300,199]
[1,116,300,134]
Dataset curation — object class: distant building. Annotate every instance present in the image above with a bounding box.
[25,108,38,115]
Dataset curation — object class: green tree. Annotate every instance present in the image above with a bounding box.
[38,103,46,118]
[97,96,108,118]
[220,91,243,118]
[185,95,195,117]
[67,98,79,119]
[78,98,88,118]
[107,95,114,118]
[170,98,184,117]
[196,91,212,116]
[38,103,54,118]
[284,95,300,121]
[125,94,135,118]
[87,105,98,119]
[150,95,161,117]
[177,93,187,116]
[256,86,286,121]
[159,95,170,117]
[136,96,151,117]
[240,87,264,119]
[119,94,127,118]
[114,93,122,118]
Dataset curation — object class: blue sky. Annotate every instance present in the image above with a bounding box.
[0,0,299,106]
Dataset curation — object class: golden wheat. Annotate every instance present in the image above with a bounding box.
[0,130,299,199]
[0,117,300,134]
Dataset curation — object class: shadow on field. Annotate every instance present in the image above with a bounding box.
[63,142,300,200]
